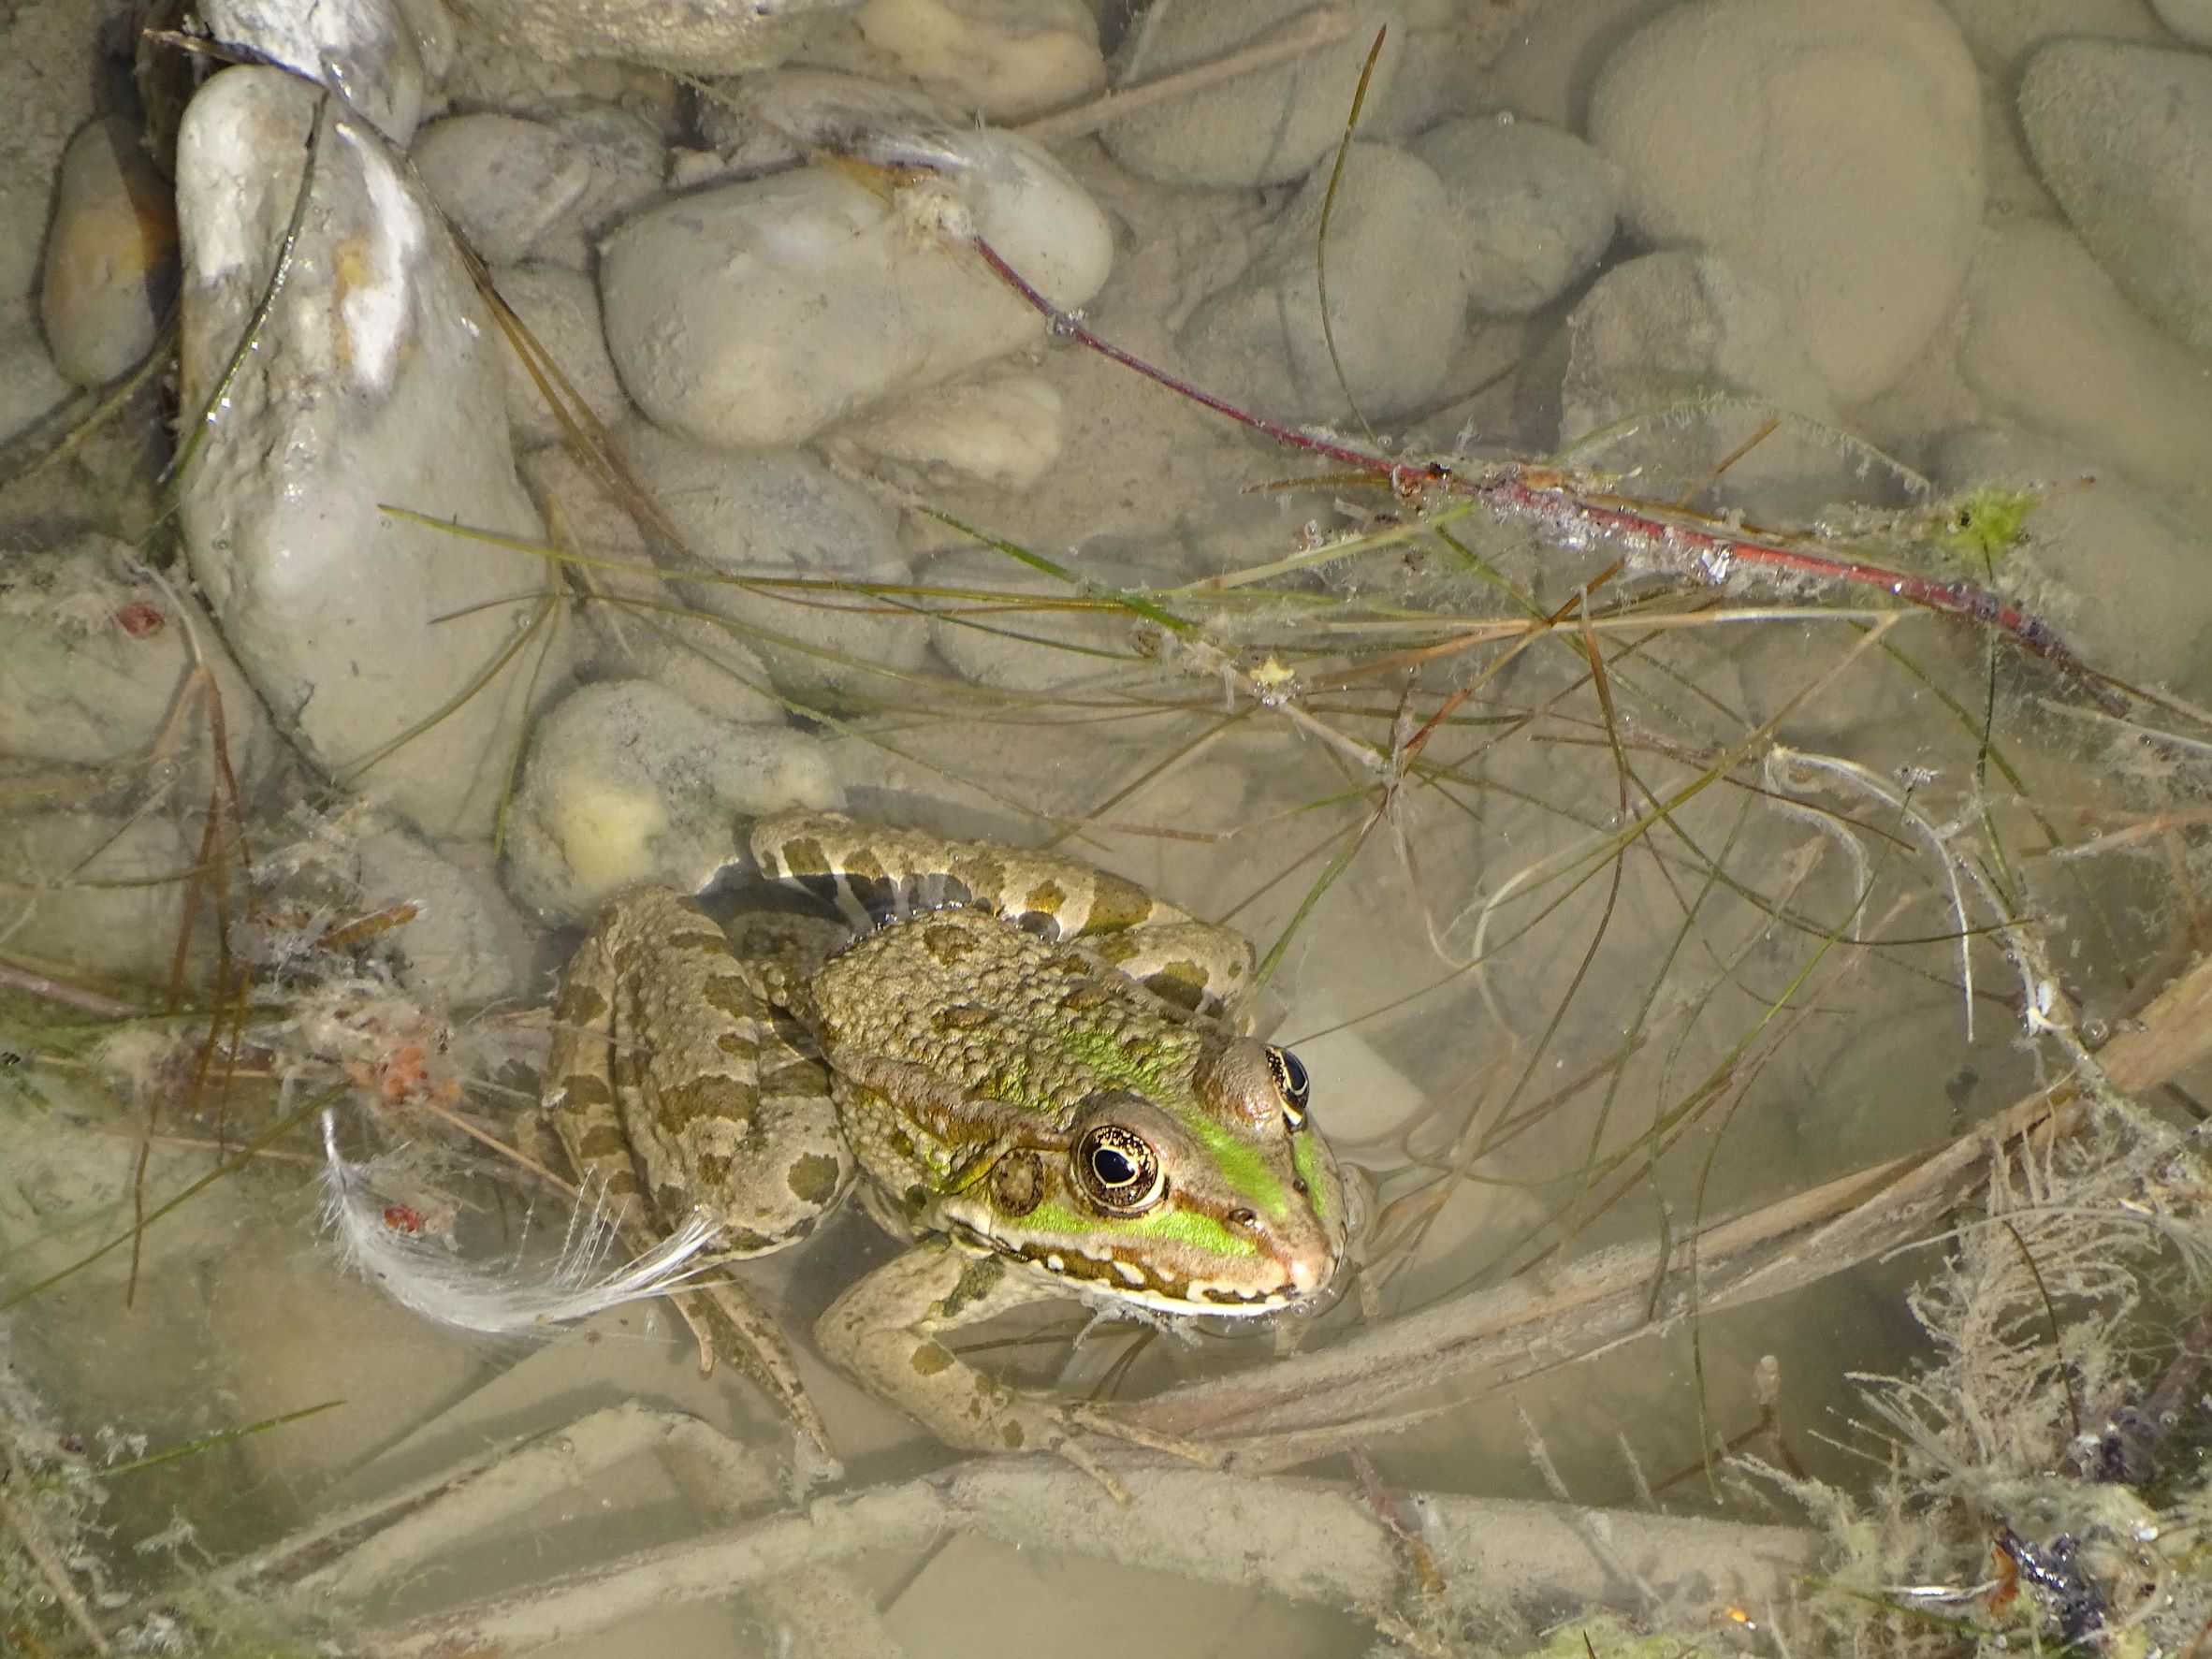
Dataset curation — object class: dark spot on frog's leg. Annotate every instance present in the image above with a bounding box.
[701,973,755,1022]
[1140,970,1204,1013]
[888,1127,917,1161]
[662,1073,754,1125]
[933,1002,990,1033]
[777,836,832,878]
[786,1151,844,1205]
[714,1029,758,1060]
[574,1120,630,1163]
[1082,873,1156,932]
[1002,1420,1026,1449]
[910,1341,954,1376]
[758,1059,828,1097]
[556,982,609,1026]
[1058,982,1113,1013]
[692,1152,732,1189]
[1025,879,1067,919]
[557,1071,615,1113]
[723,1227,778,1253]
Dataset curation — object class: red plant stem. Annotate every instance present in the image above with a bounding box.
[969,234,2128,714]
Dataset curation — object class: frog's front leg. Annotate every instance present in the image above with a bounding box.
[816,1242,1214,1494]
[546,888,853,1453]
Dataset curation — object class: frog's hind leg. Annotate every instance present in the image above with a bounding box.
[750,812,1254,1019]
[545,888,851,1455]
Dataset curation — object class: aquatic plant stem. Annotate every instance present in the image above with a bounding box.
[966,237,2134,713]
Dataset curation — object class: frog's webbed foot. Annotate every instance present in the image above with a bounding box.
[816,1242,1215,1500]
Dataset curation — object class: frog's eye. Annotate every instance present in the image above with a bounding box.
[1265,1044,1311,1129]
[1073,1124,1166,1215]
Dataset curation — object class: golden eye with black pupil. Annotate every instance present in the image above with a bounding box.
[1072,1124,1165,1215]
[1265,1044,1311,1128]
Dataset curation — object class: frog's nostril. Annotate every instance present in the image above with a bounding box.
[1228,1206,1258,1228]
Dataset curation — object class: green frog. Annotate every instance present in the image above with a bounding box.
[542,811,1348,1468]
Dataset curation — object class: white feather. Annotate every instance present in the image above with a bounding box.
[319,1110,725,1333]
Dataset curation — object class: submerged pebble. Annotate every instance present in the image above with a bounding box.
[441,0,859,74]
[832,366,1065,492]
[1589,0,1982,402]
[1957,219,2212,504]
[623,421,929,707]
[1412,115,1617,317]
[200,0,430,143]
[175,67,572,839]
[502,678,843,922]
[600,127,1109,450]
[1100,0,1404,188]
[0,535,278,787]
[410,112,590,266]
[489,260,631,448]
[2154,0,2212,46]
[38,115,178,388]
[1178,142,1472,423]
[347,814,540,1006]
[2018,39,2212,354]
[836,0,1106,121]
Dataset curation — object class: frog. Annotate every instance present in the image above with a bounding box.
[540,811,1349,1469]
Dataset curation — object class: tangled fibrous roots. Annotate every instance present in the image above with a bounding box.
[1751,1106,2212,1654]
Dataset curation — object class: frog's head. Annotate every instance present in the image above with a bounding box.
[941,1035,1348,1317]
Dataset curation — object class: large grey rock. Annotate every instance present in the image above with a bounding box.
[1178,142,1471,423]
[1412,115,1617,317]
[601,127,1109,450]
[1100,0,1404,188]
[175,67,574,839]
[2019,40,2212,354]
[1590,0,1982,402]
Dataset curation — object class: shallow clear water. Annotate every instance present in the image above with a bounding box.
[5,0,2211,1654]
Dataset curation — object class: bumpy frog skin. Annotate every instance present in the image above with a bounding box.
[543,812,1348,1463]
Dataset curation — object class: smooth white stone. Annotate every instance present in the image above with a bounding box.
[175,67,573,838]
[622,421,930,708]
[1177,142,1472,422]
[833,367,1064,492]
[441,0,861,75]
[600,127,1110,450]
[502,679,843,923]
[1957,219,2212,506]
[200,0,429,143]
[1590,0,1982,402]
[1413,115,1617,317]
[410,112,590,266]
[840,0,1104,121]
[2019,39,2212,353]
[1100,0,1405,188]
[38,116,178,388]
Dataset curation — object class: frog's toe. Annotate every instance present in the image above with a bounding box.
[1063,1402,1221,1469]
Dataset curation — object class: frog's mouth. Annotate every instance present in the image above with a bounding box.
[943,1215,1340,1317]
